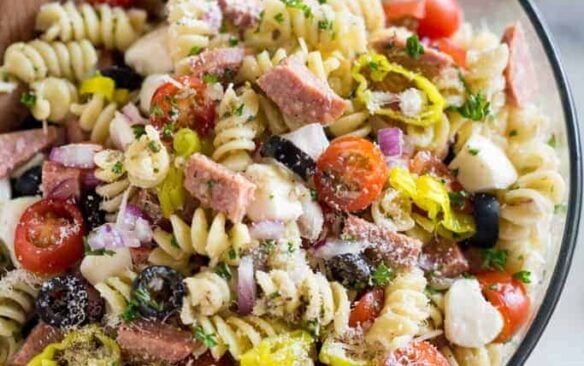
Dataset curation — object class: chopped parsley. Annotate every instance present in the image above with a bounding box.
[170,236,180,248]
[547,134,557,148]
[132,125,147,141]
[310,188,318,201]
[371,263,394,287]
[306,319,320,337]
[468,148,480,156]
[274,12,285,23]
[318,17,333,31]
[455,92,491,121]
[150,105,165,118]
[287,241,295,253]
[111,161,124,175]
[406,35,425,60]
[228,248,238,260]
[202,74,218,84]
[234,104,245,117]
[215,262,232,280]
[148,140,162,153]
[554,204,567,214]
[269,291,281,299]
[280,0,313,18]
[121,286,163,322]
[120,301,140,322]
[20,92,36,108]
[193,326,218,348]
[481,248,509,271]
[513,270,532,284]
[162,122,175,139]
[263,239,276,252]
[229,38,239,47]
[188,46,203,56]
[84,238,116,257]
[448,191,468,207]
[509,129,519,137]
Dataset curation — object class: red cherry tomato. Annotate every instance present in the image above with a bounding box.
[384,341,449,366]
[15,199,86,274]
[87,0,135,8]
[315,136,388,212]
[150,75,217,138]
[417,0,462,39]
[383,0,427,21]
[476,271,531,343]
[431,38,467,68]
[349,288,384,328]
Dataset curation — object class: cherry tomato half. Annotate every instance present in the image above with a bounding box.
[349,288,384,328]
[417,0,463,39]
[150,75,217,139]
[15,199,86,274]
[383,0,427,21]
[384,341,449,366]
[476,271,531,343]
[431,38,467,68]
[87,0,135,7]
[315,136,388,212]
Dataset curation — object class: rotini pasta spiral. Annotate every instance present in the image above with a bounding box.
[407,113,451,159]
[371,187,415,232]
[245,0,367,59]
[182,271,231,317]
[124,125,170,189]
[451,343,504,366]
[182,314,287,360]
[94,149,132,214]
[328,101,371,138]
[254,270,350,337]
[366,268,429,351]
[35,2,147,51]
[3,40,98,83]
[327,0,385,32]
[148,214,195,273]
[167,0,221,63]
[94,269,137,318]
[212,85,263,172]
[237,48,288,83]
[70,94,118,144]
[0,270,42,363]
[29,77,78,122]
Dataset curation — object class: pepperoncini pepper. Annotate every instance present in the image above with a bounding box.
[352,53,445,127]
[240,331,315,366]
[27,325,121,366]
[319,339,371,366]
[80,74,129,105]
[389,167,475,239]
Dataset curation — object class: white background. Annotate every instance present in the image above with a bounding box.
[528,0,584,365]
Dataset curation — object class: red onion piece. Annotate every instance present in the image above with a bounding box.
[312,238,366,260]
[87,224,141,250]
[121,103,148,125]
[378,128,404,157]
[47,177,79,200]
[237,256,256,315]
[50,144,103,169]
[83,170,101,187]
[249,220,286,241]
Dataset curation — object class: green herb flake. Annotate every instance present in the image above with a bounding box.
[263,239,276,252]
[287,241,295,253]
[83,237,116,257]
[481,248,509,271]
[215,262,232,280]
[228,248,238,260]
[468,148,480,156]
[318,17,332,31]
[448,191,468,208]
[274,12,285,23]
[509,129,518,137]
[547,134,557,148]
[202,74,219,84]
[229,38,239,47]
[234,104,245,117]
[513,270,531,284]
[111,161,123,175]
[193,326,218,348]
[170,236,180,249]
[162,122,175,139]
[188,46,203,56]
[148,140,162,153]
[371,263,394,287]
[20,92,36,108]
[554,204,567,214]
[456,92,491,121]
[406,35,425,60]
[310,188,318,201]
[132,124,146,140]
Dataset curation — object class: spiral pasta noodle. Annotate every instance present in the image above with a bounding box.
[328,101,371,138]
[371,187,416,233]
[29,77,78,122]
[407,113,451,159]
[148,214,195,273]
[212,85,263,172]
[70,94,118,144]
[327,0,385,32]
[182,271,231,317]
[3,39,98,84]
[94,269,137,318]
[450,343,504,366]
[245,0,367,59]
[254,269,350,337]
[182,314,287,360]
[0,270,42,363]
[35,2,147,51]
[124,125,170,189]
[167,0,221,63]
[366,268,430,351]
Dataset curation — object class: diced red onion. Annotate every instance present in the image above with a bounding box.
[83,170,101,187]
[47,177,79,200]
[312,238,366,260]
[237,256,256,315]
[87,223,141,250]
[50,144,103,169]
[249,220,286,241]
[118,204,153,242]
[378,128,403,157]
[122,103,148,125]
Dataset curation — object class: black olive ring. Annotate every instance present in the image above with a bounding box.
[36,275,89,329]
[131,266,186,320]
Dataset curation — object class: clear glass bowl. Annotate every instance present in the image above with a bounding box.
[465,0,582,364]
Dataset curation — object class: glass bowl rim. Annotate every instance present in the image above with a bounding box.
[509,0,582,364]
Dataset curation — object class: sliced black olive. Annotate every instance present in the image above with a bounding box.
[131,266,185,319]
[100,65,144,90]
[81,190,106,230]
[36,275,88,329]
[11,165,43,197]
[470,193,500,248]
[326,253,373,289]
[261,136,316,180]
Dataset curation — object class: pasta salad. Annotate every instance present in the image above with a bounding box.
[0,0,565,365]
